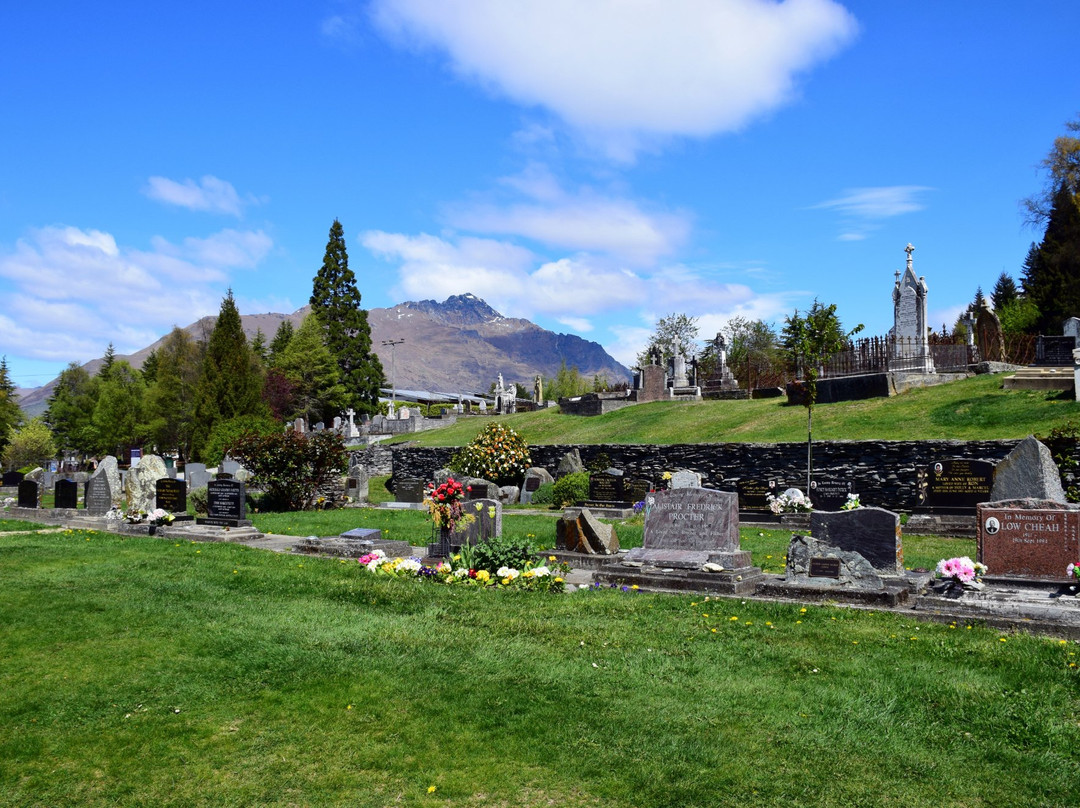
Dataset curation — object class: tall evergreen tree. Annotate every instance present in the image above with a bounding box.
[1023,182,1080,333]
[44,363,97,459]
[268,320,294,365]
[0,357,24,460]
[251,328,268,364]
[310,220,384,413]
[92,360,145,457]
[990,272,1019,310]
[190,290,267,460]
[98,343,116,377]
[971,286,986,311]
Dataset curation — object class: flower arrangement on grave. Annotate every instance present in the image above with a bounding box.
[424,477,474,533]
[148,508,175,526]
[123,509,148,524]
[357,550,568,592]
[766,488,812,514]
[840,493,861,511]
[935,556,987,588]
[449,422,531,485]
[1067,563,1080,593]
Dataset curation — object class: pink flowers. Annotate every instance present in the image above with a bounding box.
[935,556,987,584]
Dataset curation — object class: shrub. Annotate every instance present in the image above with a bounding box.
[530,482,554,506]
[203,415,280,467]
[552,471,590,508]
[467,534,537,574]
[450,422,531,485]
[228,430,347,511]
[189,486,208,514]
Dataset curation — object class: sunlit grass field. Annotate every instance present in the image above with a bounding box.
[1,526,1078,807]
[395,374,1079,447]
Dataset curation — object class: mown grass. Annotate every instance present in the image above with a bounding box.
[1,528,1077,807]
[395,374,1080,447]
[0,518,48,532]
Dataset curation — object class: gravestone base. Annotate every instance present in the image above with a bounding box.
[195,517,254,528]
[295,531,413,560]
[580,503,634,518]
[594,562,764,596]
[545,548,628,570]
[904,512,977,537]
[912,580,1080,639]
[624,546,753,570]
[757,577,914,608]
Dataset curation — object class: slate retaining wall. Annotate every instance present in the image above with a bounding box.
[386,439,1079,514]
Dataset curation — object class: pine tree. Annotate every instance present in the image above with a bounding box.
[990,272,1019,310]
[0,357,24,460]
[98,343,116,377]
[310,220,384,413]
[1023,182,1080,333]
[92,360,145,457]
[144,327,201,460]
[268,320,294,365]
[971,286,986,311]
[190,290,267,460]
[251,328,268,364]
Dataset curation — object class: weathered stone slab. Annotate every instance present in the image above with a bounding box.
[809,507,904,575]
[519,467,553,504]
[556,449,584,477]
[557,507,619,555]
[785,535,884,590]
[990,436,1067,503]
[977,499,1080,580]
[94,456,123,507]
[670,470,701,489]
[627,488,750,569]
[185,462,210,493]
[125,454,168,513]
[453,497,502,546]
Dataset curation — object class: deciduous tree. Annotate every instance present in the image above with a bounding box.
[2,417,55,470]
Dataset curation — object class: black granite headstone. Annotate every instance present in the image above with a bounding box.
[809,477,853,511]
[917,459,994,513]
[588,468,627,505]
[2,470,24,487]
[628,478,654,504]
[17,480,39,508]
[54,479,78,509]
[737,478,779,513]
[198,479,246,526]
[809,507,904,575]
[395,478,425,503]
[156,478,187,513]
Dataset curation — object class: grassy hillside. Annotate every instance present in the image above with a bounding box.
[397,374,1080,447]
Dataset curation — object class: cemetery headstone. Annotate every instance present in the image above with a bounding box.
[156,478,188,515]
[394,478,425,503]
[464,477,499,500]
[1064,317,1080,341]
[669,470,701,489]
[185,462,210,493]
[17,479,39,508]
[196,479,248,527]
[96,456,123,506]
[809,477,853,511]
[737,478,779,516]
[890,244,934,372]
[975,302,1005,363]
[54,479,78,510]
[628,478,655,504]
[125,454,168,513]
[785,534,885,590]
[917,459,994,513]
[220,457,242,477]
[978,500,1080,580]
[587,468,628,506]
[556,449,584,477]
[2,470,24,487]
[84,474,113,515]
[626,488,749,570]
[990,436,1067,502]
[809,507,904,575]
[636,364,668,403]
[519,467,553,504]
[346,469,369,502]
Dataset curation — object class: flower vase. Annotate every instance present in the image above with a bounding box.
[148,524,157,536]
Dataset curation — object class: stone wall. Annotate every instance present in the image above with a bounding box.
[348,444,394,477]
[388,439,1080,513]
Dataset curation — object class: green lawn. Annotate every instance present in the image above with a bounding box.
[394,374,1079,447]
[1,527,1077,807]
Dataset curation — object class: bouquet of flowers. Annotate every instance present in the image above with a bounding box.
[767,488,812,514]
[1067,562,1080,585]
[148,508,175,526]
[935,556,987,586]
[840,493,861,511]
[424,477,474,532]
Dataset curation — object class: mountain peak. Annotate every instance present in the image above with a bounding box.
[401,293,506,326]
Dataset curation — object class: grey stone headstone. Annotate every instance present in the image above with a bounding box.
[519,467,553,504]
[1064,317,1080,340]
[465,477,499,500]
[990,436,1067,503]
[395,478,425,503]
[185,462,210,493]
[809,507,904,576]
[93,456,123,507]
[84,474,112,515]
[497,485,519,505]
[452,497,503,547]
[627,487,749,569]
[670,470,702,489]
[220,457,242,477]
[125,454,168,513]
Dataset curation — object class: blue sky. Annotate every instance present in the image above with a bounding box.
[1,1,1077,390]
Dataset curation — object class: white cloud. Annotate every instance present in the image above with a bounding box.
[371,0,857,159]
[557,316,593,333]
[813,186,933,219]
[143,175,258,217]
[0,225,273,363]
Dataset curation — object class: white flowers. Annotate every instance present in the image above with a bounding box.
[767,488,812,514]
[496,566,520,581]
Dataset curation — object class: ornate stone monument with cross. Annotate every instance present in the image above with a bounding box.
[890,243,935,373]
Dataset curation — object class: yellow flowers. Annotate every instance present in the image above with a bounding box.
[427,785,437,794]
